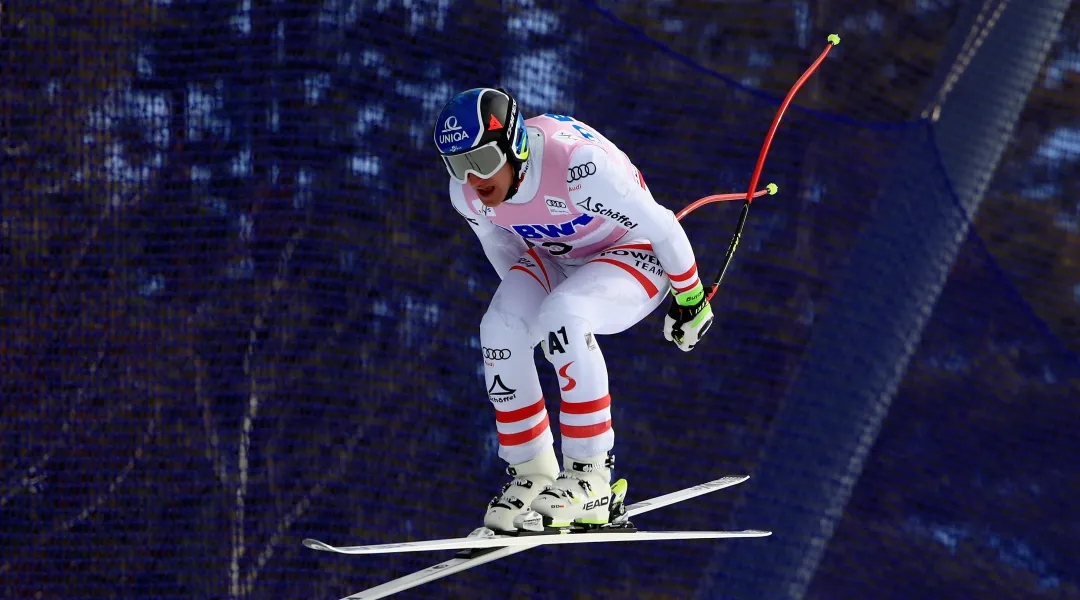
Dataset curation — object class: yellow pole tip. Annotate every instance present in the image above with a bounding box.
[828,34,841,45]
[766,183,779,195]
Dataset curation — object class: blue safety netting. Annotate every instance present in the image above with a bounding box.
[2,1,1077,599]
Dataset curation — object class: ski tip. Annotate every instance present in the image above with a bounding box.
[745,530,773,537]
[714,475,750,485]
[303,538,336,551]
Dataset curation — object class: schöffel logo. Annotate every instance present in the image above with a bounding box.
[438,115,470,145]
[484,348,511,360]
[567,162,596,183]
[487,375,517,403]
[575,197,637,230]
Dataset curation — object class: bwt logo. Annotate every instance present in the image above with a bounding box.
[438,115,470,145]
[512,214,594,239]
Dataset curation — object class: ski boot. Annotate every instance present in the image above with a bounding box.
[528,453,627,529]
[483,446,559,533]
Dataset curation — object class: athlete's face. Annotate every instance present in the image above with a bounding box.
[468,161,513,207]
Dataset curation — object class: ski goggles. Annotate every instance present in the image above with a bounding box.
[441,141,507,183]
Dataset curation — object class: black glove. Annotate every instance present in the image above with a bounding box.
[663,283,714,352]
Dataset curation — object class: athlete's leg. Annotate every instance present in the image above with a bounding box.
[480,249,570,531]
[479,248,567,464]
[529,241,669,526]
[537,241,669,459]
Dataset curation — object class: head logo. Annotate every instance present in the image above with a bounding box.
[583,496,609,511]
[567,162,596,183]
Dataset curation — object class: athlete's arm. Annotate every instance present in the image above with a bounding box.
[450,182,528,279]
[566,144,702,294]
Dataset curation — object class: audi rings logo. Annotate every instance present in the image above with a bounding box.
[484,347,512,360]
[567,162,597,183]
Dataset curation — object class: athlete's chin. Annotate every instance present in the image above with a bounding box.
[476,188,505,206]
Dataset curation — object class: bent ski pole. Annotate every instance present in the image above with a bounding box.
[678,34,841,302]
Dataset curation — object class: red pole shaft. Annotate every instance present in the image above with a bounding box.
[743,43,835,205]
[676,186,774,221]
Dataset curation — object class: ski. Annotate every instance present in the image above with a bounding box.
[306,527,769,555]
[310,475,759,599]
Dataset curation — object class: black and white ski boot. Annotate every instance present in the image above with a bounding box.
[527,453,626,529]
[483,446,559,532]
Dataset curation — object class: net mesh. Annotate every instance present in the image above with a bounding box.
[1,1,1078,599]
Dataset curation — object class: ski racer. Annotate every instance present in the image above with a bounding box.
[432,87,714,531]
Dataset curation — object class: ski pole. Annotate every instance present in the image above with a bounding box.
[675,183,778,222]
[677,33,841,302]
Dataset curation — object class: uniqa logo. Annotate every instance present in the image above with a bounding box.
[439,115,470,145]
[442,116,462,132]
